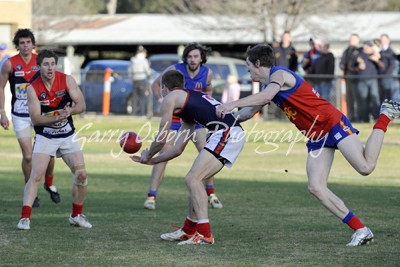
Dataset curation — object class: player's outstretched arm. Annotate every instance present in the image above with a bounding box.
[149,122,194,164]
[235,106,263,122]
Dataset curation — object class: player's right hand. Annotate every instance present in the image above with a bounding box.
[0,115,10,130]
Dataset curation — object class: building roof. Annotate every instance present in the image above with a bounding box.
[33,13,400,51]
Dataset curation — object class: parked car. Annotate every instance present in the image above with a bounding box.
[80,60,135,114]
[148,54,254,101]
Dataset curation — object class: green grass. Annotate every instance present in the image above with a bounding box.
[0,115,399,267]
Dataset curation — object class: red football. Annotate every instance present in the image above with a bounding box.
[119,131,142,154]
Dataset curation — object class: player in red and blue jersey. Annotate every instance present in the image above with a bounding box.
[0,29,59,207]
[146,43,223,210]
[17,49,91,230]
[216,44,400,247]
[132,70,245,245]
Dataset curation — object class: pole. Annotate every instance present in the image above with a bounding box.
[102,67,112,115]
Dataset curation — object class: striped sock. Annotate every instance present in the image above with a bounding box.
[205,185,215,196]
[342,211,365,230]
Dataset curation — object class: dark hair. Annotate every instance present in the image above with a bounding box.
[162,70,184,90]
[246,44,275,68]
[181,42,211,64]
[13,28,36,49]
[36,49,58,66]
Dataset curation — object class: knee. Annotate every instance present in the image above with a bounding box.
[73,169,88,187]
[23,154,32,164]
[308,183,326,199]
[184,173,196,189]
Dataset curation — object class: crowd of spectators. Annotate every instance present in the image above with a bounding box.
[273,32,400,122]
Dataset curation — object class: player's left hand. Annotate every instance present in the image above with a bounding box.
[130,149,154,165]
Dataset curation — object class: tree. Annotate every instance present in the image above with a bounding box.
[32,0,105,16]
[152,0,386,43]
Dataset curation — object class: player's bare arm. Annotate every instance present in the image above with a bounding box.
[216,69,292,118]
[140,94,176,164]
[0,60,12,129]
[235,106,263,122]
[27,85,67,126]
[66,75,85,116]
[151,65,176,100]
[205,69,213,96]
[150,122,194,164]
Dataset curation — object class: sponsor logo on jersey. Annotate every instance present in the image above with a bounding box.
[334,132,342,140]
[32,66,39,71]
[55,90,66,97]
[40,100,50,106]
[195,82,203,89]
[40,92,47,100]
[284,106,297,121]
[15,83,29,98]
[16,64,22,71]
[14,71,24,77]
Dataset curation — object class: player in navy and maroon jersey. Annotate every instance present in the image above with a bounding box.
[216,44,400,247]
[146,42,223,210]
[17,49,91,230]
[132,70,245,245]
[0,29,59,207]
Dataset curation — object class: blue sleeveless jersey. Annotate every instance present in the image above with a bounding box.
[173,89,240,132]
[174,63,209,92]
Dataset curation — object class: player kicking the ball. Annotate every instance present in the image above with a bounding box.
[131,70,245,245]
[216,44,400,246]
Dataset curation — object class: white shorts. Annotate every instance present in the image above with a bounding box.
[33,134,81,158]
[205,126,245,168]
[11,114,33,139]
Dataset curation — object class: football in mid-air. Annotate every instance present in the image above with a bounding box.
[119,131,142,154]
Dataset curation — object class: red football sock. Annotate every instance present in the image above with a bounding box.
[44,175,54,188]
[182,217,197,235]
[373,114,391,132]
[197,221,212,238]
[347,216,365,230]
[205,186,215,196]
[21,205,32,219]
[72,203,83,217]
[147,193,156,199]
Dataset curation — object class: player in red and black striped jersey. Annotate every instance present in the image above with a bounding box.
[17,49,91,230]
[216,44,400,247]
[0,29,59,207]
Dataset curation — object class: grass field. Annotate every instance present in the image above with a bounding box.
[0,115,399,267]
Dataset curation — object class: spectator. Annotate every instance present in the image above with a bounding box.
[377,34,397,101]
[0,43,10,70]
[302,38,320,75]
[350,40,381,122]
[273,31,298,72]
[340,33,361,121]
[310,39,335,102]
[221,74,240,104]
[302,38,321,86]
[129,45,151,116]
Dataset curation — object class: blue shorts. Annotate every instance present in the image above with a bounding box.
[306,115,359,152]
[170,121,204,131]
